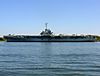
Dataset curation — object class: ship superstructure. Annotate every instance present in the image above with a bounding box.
[4,23,96,42]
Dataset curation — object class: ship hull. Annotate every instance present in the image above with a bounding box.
[4,36,96,42]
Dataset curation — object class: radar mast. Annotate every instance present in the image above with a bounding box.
[45,23,48,30]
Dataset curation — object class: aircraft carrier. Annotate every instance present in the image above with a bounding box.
[4,23,96,42]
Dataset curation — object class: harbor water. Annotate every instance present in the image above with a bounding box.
[0,42,100,76]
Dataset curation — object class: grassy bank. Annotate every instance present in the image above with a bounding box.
[96,36,100,41]
[0,37,5,41]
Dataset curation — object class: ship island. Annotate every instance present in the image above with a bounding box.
[4,23,97,42]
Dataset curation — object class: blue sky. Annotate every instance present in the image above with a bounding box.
[0,0,100,35]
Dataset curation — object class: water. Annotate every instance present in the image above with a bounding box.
[0,42,100,76]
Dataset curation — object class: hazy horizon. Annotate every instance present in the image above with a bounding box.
[0,0,100,35]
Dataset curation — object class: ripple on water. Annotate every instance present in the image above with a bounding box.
[0,42,100,76]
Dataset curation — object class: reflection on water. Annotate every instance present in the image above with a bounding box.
[0,42,100,76]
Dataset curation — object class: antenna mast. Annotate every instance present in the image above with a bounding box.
[45,23,48,29]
